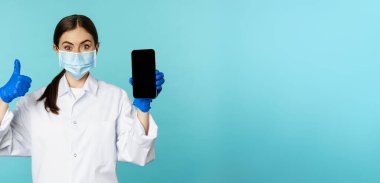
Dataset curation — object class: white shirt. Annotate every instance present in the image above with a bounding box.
[70,87,84,100]
[0,73,158,183]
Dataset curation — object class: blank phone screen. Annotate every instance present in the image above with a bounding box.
[131,49,157,99]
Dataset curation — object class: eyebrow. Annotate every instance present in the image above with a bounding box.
[61,41,73,45]
[80,39,92,44]
[61,40,92,45]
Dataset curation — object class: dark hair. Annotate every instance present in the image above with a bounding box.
[37,14,99,115]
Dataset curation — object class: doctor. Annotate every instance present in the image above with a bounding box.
[0,14,165,183]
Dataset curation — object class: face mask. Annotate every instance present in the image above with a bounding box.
[58,50,97,80]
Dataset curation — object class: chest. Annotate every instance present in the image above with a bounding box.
[29,94,119,150]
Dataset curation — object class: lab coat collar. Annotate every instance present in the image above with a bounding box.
[58,72,98,97]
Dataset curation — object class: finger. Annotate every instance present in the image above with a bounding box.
[18,81,29,91]
[15,78,31,92]
[155,70,163,75]
[19,78,32,89]
[16,86,28,96]
[15,81,23,89]
[156,85,162,91]
[156,78,165,86]
[21,81,31,90]
[20,88,28,96]
[156,72,164,80]
[19,89,27,97]
[13,59,21,75]
[157,87,162,95]
[19,75,32,84]
[129,77,133,85]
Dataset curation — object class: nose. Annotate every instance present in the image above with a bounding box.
[73,47,81,53]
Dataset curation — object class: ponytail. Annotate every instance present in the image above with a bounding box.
[37,69,65,115]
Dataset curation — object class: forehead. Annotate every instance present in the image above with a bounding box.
[59,27,94,45]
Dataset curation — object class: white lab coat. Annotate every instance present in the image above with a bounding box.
[0,73,158,183]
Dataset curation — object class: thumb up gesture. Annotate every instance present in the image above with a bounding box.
[0,59,32,103]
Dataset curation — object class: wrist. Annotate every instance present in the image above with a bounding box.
[133,99,152,112]
[0,88,6,104]
[0,97,8,106]
[0,88,11,104]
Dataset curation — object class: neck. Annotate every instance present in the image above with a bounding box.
[65,72,89,88]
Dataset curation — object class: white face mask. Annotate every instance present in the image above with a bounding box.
[58,50,97,80]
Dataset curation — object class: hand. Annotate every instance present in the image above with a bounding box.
[0,59,32,103]
[129,69,165,112]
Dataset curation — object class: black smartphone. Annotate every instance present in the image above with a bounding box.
[131,49,157,99]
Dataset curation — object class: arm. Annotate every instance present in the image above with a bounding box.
[119,69,164,165]
[0,96,32,156]
[0,99,9,124]
[0,59,32,156]
[116,91,158,166]
[137,110,149,135]
[129,69,165,136]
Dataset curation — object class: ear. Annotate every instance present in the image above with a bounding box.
[95,43,100,53]
[53,45,59,55]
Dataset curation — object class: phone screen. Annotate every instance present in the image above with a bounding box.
[131,49,157,99]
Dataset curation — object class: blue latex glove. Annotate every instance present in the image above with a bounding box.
[129,69,165,112]
[0,59,32,103]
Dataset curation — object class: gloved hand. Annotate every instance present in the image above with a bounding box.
[0,59,32,103]
[129,69,165,112]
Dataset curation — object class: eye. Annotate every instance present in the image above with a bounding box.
[64,46,72,51]
[84,44,90,49]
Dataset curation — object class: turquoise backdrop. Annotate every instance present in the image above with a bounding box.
[0,0,379,182]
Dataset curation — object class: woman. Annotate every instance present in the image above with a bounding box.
[0,14,165,183]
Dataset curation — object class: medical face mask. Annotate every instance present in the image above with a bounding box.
[58,50,97,80]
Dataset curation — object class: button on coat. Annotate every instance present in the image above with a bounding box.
[0,73,158,183]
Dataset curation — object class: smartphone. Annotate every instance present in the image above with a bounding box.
[131,49,157,99]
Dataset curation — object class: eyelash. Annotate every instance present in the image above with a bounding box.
[63,44,90,51]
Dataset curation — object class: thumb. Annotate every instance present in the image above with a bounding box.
[13,59,21,75]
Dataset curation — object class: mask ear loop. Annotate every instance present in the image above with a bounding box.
[93,50,97,68]
[58,50,64,67]
[56,47,62,67]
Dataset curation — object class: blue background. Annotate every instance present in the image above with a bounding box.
[0,0,379,182]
